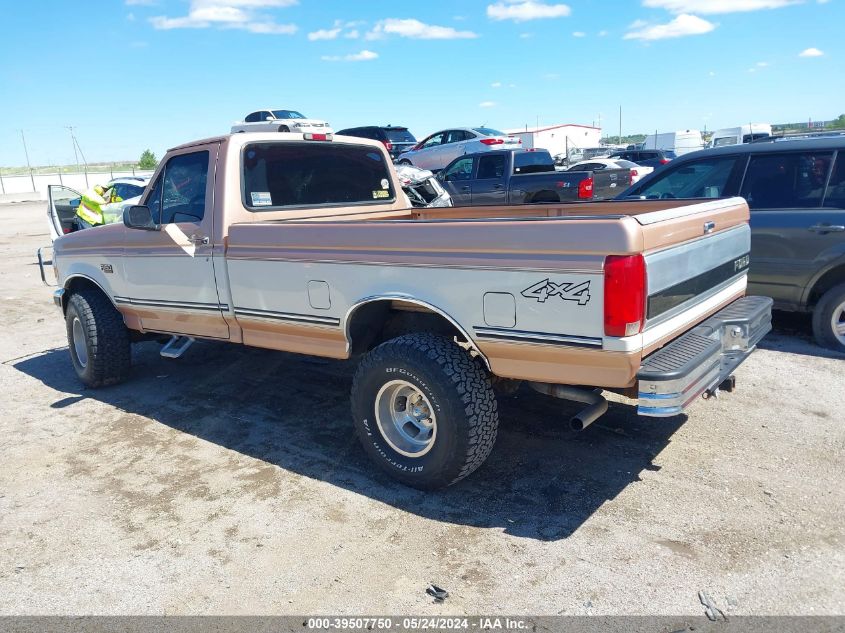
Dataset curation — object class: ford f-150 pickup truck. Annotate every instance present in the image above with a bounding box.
[437,149,620,205]
[43,131,772,489]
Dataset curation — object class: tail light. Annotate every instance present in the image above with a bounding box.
[383,141,393,151]
[604,254,647,337]
[303,132,332,141]
[630,169,638,185]
[659,158,669,165]
[480,138,504,146]
[578,176,594,199]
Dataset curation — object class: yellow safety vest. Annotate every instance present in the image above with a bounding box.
[76,188,108,226]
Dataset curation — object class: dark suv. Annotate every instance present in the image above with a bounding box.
[336,125,417,160]
[619,136,845,351]
[609,149,676,169]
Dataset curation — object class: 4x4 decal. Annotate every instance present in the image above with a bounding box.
[521,279,591,305]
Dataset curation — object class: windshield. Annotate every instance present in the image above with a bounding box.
[243,142,395,209]
[473,127,506,137]
[614,159,639,169]
[272,110,306,119]
[385,128,416,143]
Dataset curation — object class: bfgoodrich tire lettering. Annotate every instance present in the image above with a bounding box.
[812,282,845,352]
[351,333,499,489]
[65,289,131,388]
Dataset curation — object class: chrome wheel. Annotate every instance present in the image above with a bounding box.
[71,316,88,369]
[832,300,845,346]
[374,380,437,457]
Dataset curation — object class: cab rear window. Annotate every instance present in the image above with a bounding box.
[242,142,395,209]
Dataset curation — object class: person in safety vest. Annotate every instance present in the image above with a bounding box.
[74,184,124,229]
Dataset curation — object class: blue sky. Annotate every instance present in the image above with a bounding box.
[0,0,841,166]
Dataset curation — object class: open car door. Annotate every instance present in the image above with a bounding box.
[47,185,82,242]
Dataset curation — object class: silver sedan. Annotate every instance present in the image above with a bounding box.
[395,127,521,171]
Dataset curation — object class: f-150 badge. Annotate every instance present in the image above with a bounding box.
[521,279,591,305]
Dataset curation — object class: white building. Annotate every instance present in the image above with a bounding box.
[504,123,602,157]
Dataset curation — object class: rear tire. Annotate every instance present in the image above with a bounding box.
[812,283,845,352]
[398,159,412,166]
[351,333,499,489]
[65,289,131,388]
[278,125,290,133]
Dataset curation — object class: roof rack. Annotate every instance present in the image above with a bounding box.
[752,129,845,143]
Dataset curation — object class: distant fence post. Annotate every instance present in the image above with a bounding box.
[0,170,5,194]
[29,169,36,193]
[84,170,89,188]
[58,170,64,185]
[109,164,114,180]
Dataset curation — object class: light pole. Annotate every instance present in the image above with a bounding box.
[20,130,36,192]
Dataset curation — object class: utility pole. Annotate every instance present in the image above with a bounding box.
[618,106,622,145]
[20,130,36,192]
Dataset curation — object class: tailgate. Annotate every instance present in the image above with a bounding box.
[636,197,752,346]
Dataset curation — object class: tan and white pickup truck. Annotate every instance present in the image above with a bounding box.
[43,131,772,489]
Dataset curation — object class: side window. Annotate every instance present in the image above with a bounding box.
[144,176,164,221]
[823,153,845,209]
[478,154,506,179]
[741,152,833,209]
[245,112,259,123]
[446,130,469,144]
[158,151,209,224]
[633,156,743,199]
[443,157,474,181]
[262,111,274,121]
[420,133,445,149]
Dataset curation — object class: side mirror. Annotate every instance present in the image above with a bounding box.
[123,205,160,231]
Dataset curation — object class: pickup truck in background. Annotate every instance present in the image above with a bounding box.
[437,149,607,205]
[43,131,772,489]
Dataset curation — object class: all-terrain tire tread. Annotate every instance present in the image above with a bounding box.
[67,289,131,387]
[351,333,498,487]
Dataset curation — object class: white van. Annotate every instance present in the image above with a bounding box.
[642,130,704,156]
[710,124,772,148]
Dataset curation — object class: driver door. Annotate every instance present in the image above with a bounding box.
[121,146,230,339]
[47,185,82,242]
[440,156,475,205]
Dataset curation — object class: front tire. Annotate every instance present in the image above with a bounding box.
[398,159,412,166]
[65,289,131,388]
[812,283,845,352]
[278,125,290,133]
[351,333,499,489]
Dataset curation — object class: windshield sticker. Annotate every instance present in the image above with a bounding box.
[380,179,390,189]
[251,191,272,206]
[372,190,390,199]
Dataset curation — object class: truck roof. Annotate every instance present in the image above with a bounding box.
[168,132,387,153]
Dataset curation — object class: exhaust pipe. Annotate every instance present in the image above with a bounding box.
[528,382,609,431]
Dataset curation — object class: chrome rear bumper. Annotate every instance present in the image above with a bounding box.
[637,296,773,417]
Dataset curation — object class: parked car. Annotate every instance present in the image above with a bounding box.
[609,148,676,169]
[437,149,596,205]
[43,131,770,488]
[618,136,845,351]
[395,164,451,208]
[336,125,417,160]
[45,176,151,242]
[396,127,521,171]
[567,158,654,185]
[231,109,332,134]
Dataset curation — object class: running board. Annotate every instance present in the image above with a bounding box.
[160,335,195,359]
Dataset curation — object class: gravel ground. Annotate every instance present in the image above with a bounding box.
[0,201,843,616]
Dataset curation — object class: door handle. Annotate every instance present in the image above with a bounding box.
[809,224,845,234]
[493,184,504,190]
[461,186,470,191]
[189,234,210,245]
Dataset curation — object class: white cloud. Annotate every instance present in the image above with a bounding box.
[572,31,586,37]
[366,18,477,40]
[321,49,378,62]
[642,0,799,13]
[624,14,716,40]
[597,30,608,36]
[799,47,824,57]
[519,32,534,38]
[127,12,136,20]
[126,0,157,5]
[756,61,769,67]
[344,29,360,38]
[487,1,571,21]
[150,0,297,33]
[491,81,502,88]
[708,70,716,76]
[308,27,341,40]
[479,101,497,108]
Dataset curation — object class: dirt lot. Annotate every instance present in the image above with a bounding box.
[0,201,843,616]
